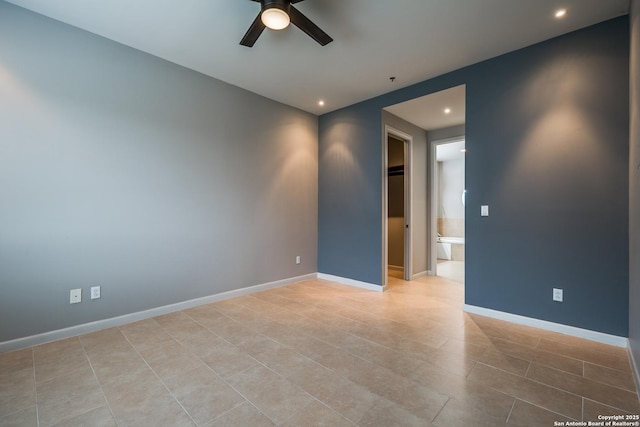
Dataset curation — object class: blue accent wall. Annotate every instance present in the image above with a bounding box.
[318,17,629,336]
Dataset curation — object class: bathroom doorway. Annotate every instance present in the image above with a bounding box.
[430,137,465,283]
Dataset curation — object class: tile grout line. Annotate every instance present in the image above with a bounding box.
[505,398,517,424]
[78,337,120,427]
[157,313,280,426]
[514,365,638,416]
[117,327,199,427]
[469,362,584,420]
[429,396,451,425]
[32,347,40,427]
[179,299,381,426]
[214,294,450,381]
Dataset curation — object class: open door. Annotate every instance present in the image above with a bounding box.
[383,126,412,283]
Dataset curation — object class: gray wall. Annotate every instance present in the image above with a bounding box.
[0,3,318,343]
[428,125,466,143]
[383,111,429,277]
[629,0,640,384]
[319,17,629,336]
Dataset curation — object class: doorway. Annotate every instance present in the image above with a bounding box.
[383,126,412,284]
[382,84,465,288]
[430,137,465,283]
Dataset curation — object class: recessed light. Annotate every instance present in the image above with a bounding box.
[554,8,567,19]
[318,100,325,106]
[444,108,451,114]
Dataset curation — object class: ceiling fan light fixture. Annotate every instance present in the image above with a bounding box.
[261,7,290,30]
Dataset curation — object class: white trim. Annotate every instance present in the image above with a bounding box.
[317,273,386,292]
[0,273,317,353]
[383,125,414,285]
[464,304,628,347]
[412,271,428,279]
[388,265,404,272]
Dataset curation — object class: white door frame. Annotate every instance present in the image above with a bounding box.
[383,125,413,285]
[429,136,465,276]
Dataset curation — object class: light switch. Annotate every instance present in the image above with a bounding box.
[481,205,489,217]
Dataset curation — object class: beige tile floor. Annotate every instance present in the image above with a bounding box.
[1,275,638,426]
[435,260,465,284]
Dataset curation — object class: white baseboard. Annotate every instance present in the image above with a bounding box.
[412,271,428,279]
[464,304,628,348]
[317,273,385,292]
[0,273,317,353]
[388,265,404,272]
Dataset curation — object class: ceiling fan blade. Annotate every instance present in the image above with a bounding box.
[240,13,266,47]
[288,5,333,46]
[290,0,305,3]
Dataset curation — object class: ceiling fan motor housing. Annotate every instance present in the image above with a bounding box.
[261,0,291,14]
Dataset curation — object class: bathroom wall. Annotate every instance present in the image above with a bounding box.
[437,155,465,261]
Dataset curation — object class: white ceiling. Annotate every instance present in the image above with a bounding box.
[5,0,630,116]
[385,85,466,131]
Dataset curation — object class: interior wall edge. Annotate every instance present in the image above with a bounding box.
[628,0,640,391]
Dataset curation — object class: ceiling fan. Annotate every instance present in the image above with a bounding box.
[240,0,333,47]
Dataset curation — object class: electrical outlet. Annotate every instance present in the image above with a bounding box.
[553,288,563,302]
[70,288,82,304]
[91,286,101,300]
[296,256,301,265]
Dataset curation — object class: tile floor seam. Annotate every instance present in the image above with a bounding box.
[156,317,269,425]
[582,396,638,415]
[306,387,361,426]
[428,395,451,424]
[580,396,639,416]
[77,338,120,427]
[117,328,199,427]
[464,361,478,379]
[222,367,306,426]
[31,346,40,427]
[209,319,416,423]
[530,360,640,397]
[520,373,589,401]
[201,360,279,425]
[274,399,314,426]
[504,398,517,424]
[510,397,580,422]
[469,363,585,420]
